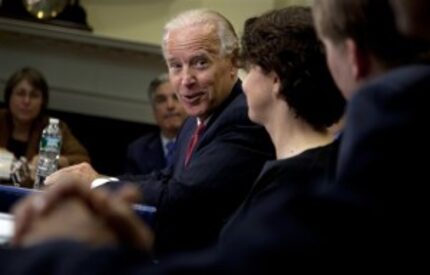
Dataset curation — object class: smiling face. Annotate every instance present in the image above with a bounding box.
[164,23,237,120]
[9,79,43,124]
[152,81,187,138]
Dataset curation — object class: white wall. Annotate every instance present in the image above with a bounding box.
[81,0,276,45]
[80,0,311,44]
[0,22,165,123]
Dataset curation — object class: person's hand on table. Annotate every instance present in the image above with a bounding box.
[11,181,154,251]
[44,162,99,188]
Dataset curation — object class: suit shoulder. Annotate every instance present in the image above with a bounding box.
[353,64,430,107]
[129,131,160,149]
[362,65,430,93]
[216,92,253,126]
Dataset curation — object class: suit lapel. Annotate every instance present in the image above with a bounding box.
[176,80,243,168]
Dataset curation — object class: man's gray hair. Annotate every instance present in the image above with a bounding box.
[148,73,170,103]
[162,9,239,57]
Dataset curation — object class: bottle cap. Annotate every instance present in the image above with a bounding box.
[49,118,59,124]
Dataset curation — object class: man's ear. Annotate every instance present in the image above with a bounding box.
[345,38,370,80]
[230,48,241,72]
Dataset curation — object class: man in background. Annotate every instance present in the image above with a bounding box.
[125,74,187,175]
[313,0,429,263]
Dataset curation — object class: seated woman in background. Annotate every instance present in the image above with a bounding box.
[0,67,90,187]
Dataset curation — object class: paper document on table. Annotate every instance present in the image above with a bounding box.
[0,212,14,244]
[0,150,14,180]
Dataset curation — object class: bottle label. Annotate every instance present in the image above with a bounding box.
[41,137,61,151]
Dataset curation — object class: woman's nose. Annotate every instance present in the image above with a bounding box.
[22,94,31,104]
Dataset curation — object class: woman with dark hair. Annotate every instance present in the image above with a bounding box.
[241,6,345,147]
[213,6,345,268]
[0,67,90,187]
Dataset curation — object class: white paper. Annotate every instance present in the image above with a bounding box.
[0,150,14,179]
[0,213,14,244]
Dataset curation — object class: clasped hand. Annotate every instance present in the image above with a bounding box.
[11,180,154,252]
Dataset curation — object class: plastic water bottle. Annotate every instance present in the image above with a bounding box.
[34,118,62,189]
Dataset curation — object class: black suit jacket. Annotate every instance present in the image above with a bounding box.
[124,131,166,175]
[117,81,275,256]
[334,64,430,253]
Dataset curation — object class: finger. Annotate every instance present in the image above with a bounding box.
[44,163,86,185]
[44,167,72,186]
[86,189,111,214]
[78,189,140,243]
[11,195,47,245]
[30,155,39,167]
[85,188,153,250]
[12,197,34,245]
[41,181,92,210]
[45,163,97,187]
[86,187,138,218]
[115,185,142,204]
[102,195,154,251]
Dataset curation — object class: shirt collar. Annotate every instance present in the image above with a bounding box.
[160,134,175,156]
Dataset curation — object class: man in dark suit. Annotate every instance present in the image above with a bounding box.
[313,0,430,261]
[125,74,187,175]
[43,9,275,256]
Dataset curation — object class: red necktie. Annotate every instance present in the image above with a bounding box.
[184,122,205,167]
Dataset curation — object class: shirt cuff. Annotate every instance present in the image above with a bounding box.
[91,177,118,189]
